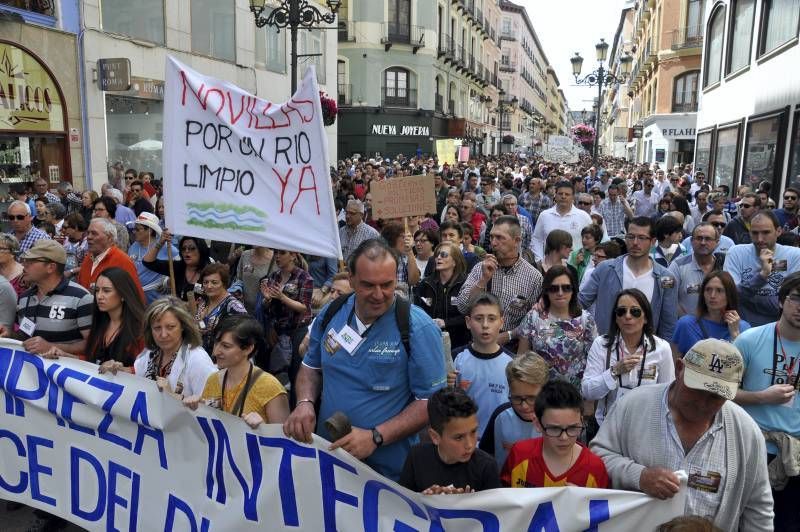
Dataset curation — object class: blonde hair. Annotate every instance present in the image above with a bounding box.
[434,241,466,280]
[505,351,549,386]
[143,297,203,351]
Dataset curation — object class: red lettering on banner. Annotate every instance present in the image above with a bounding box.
[290,166,321,215]
[272,167,293,213]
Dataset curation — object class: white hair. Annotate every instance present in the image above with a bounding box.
[346,199,365,214]
[107,188,124,204]
[8,200,31,215]
[90,217,117,240]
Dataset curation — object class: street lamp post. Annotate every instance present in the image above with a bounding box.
[496,89,518,155]
[570,39,632,165]
[249,0,341,96]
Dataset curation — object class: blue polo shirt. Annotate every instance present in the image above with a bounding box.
[735,323,800,454]
[672,315,751,355]
[304,295,446,481]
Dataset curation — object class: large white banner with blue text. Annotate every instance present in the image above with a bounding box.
[0,346,687,531]
[162,56,342,260]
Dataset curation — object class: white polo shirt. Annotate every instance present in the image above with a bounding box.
[531,205,592,261]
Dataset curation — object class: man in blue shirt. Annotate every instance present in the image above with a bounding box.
[284,238,446,481]
[725,211,800,327]
[734,272,800,531]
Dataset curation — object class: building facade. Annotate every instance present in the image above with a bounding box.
[0,0,83,188]
[694,0,800,201]
[336,0,566,159]
[625,0,704,168]
[599,4,636,159]
[81,0,337,190]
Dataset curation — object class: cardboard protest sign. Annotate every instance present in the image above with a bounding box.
[0,344,688,531]
[371,174,437,219]
[162,56,341,259]
[435,139,455,166]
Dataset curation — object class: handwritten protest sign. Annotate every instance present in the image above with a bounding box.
[162,56,341,259]
[370,174,437,219]
[0,343,687,531]
[435,139,455,166]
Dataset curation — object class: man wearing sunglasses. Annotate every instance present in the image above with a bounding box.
[723,193,761,245]
[774,187,800,232]
[592,339,772,531]
[6,200,50,254]
[580,216,678,339]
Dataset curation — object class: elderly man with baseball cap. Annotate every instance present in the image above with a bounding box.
[591,338,773,531]
[128,212,178,304]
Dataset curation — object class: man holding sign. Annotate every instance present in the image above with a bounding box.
[284,239,446,481]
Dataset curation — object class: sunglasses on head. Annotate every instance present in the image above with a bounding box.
[547,284,573,294]
[615,306,643,318]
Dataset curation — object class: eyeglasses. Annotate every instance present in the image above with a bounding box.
[785,195,798,201]
[7,215,26,221]
[624,234,652,242]
[578,201,593,206]
[739,203,754,209]
[436,250,450,259]
[508,395,537,407]
[542,424,585,438]
[547,284,573,294]
[615,306,643,318]
[415,238,428,244]
[710,222,726,229]
[786,293,800,304]
[692,235,717,243]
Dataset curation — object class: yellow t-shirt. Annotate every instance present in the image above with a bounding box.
[201,369,286,422]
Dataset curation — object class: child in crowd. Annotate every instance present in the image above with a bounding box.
[569,224,603,283]
[448,293,514,440]
[399,387,501,493]
[501,380,609,488]
[479,352,550,470]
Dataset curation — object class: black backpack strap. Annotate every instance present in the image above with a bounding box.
[395,296,412,357]
[319,294,352,332]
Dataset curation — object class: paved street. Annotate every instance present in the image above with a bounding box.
[0,501,84,532]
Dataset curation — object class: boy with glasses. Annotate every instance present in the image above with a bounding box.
[501,380,609,488]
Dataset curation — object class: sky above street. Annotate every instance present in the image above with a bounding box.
[517,0,630,113]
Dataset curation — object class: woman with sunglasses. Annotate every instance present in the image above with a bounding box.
[414,241,469,347]
[0,233,26,296]
[195,263,248,355]
[515,266,596,390]
[581,288,675,425]
[670,271,750,359]
[143,230,212,302]
[184,316,289,429]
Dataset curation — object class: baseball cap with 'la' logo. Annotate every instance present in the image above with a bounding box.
[682,339,744,401]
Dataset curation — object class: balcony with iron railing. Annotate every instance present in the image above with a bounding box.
[672,92,698,113]
[671,26,704,50]
[499,27,516,40]
[338,84,352,106]
[435,94,444,113]
[338,21,355,42]
[438,34,454,58]
[382,86,417,108]
[381,22,425,51]
[499,58,517,72]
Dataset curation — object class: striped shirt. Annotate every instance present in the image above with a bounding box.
[339,222,379,261]
[17,278,93,344]
[12,226,50,254]
[455,257,543,331]
[596,198,627,238]
[660,386,727,521]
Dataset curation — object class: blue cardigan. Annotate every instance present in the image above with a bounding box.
[578,255,678,339]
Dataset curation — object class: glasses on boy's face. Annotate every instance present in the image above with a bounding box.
[509,394,537,407]
[542,424,585,438]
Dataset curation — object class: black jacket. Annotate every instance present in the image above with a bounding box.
[722,216,752,245]
[414,273,469,347]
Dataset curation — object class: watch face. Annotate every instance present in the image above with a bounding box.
[372,429,383,446]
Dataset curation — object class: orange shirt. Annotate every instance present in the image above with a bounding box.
[77,246,144,301]
[501,437,609,489]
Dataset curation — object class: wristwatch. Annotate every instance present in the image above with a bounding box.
[371,428,384,447]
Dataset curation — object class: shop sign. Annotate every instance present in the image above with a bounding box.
[661,127,696,138]
[0,43,64,132]
[370,124,430,136]
[118,76,165,101]
[97,58,131,92]
[632,125,643,139]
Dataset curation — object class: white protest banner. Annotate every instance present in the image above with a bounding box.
[0,344,687,531]
[163,56,341,259]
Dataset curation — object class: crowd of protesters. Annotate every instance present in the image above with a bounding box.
[5,151,800,531]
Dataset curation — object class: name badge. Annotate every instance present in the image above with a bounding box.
[641,364,658,381]
[686,283,701,294]
[688,471,721,493]
[774,259,788,272]
[19,317,36,336]
[660,276,675,289]
[333,324,363,355]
